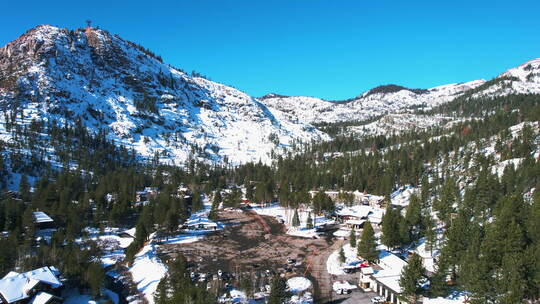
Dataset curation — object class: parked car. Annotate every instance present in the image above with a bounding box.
[371,296,385,303]
[336,288,352,295]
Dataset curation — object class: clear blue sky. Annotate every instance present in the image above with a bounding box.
[1,0,539,99]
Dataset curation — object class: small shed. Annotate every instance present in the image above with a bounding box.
[33,212,54,229]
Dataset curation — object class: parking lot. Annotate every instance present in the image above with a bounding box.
[327,288,379,304]
[326,267,380,304]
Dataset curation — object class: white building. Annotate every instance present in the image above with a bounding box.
[360,251,409,304]
[0,266,63,304]
[33,212,54,228]
[185,217,219,231]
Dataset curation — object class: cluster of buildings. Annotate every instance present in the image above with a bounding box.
[134,184,192,205]
[134,187,159,205]
[332,204,385,238]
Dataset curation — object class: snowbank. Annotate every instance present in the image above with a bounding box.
[412,238,439,273]
[391,185,417,207]
[332,281,357,292]
[326,244,362,275]
[218,289,248,303]
[424,296,466,304]
[287,277,312,293]
[129,238,168,304]
[251,204,334,238]
[79,227,136,267]
[289,292,313,304]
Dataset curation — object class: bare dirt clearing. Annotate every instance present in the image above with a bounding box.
[159,210,339,301]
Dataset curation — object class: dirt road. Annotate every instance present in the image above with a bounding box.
[305,239,344,303]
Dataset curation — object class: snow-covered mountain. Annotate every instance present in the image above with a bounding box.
[259,57,540,125]
[468,57,540,99]
[0,25,328,165]
[258,81,485,124]
[1,25,540,166]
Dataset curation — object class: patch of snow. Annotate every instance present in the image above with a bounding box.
[287,277,312,293]
[326,244,362,275]
[129,237,167,304]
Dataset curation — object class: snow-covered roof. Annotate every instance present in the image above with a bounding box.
[372,251,408,293]
[333,229,351,237]
[361,266,374,275]
[372,269,402,293]
[412,238,438,273]
[367,209,384,224]
[0,266,62,303]
[332,281,357,292]
[33,211,53,223]
[345,219,366,226]
[337,205,373,219]
[378,251,407,271]
[121,227,137,238]
[28,292,54,304]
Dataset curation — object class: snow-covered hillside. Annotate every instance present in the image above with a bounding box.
[469,57,540,98]
[349,113,456,136]
[1,25,540,167]
[260,57,540,126]
[0,25,328,165]
[259,80,485,125]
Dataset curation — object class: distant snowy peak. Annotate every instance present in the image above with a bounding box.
[260,57,540,125]
[0,25,328,165]
[259,79,486,124]
[475,57,540,97]
[501,57,540,82]
[446,57,540,100]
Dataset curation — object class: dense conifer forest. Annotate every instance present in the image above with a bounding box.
[0,93,539,302]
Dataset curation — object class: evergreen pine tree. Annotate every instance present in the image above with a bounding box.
[209,190,221,220]
[405,194,423,242]
[306,212,313,229]
[246,183,254,201]
[191,191,204,212]
[349,228,357,248]
[339,246,346,264]
[268,275,290,304]
[424,214,437,254]
[357,221,378,263]
[429,264,449,298]
[19,175,31,201]
[22,207,35,240]
[399,253,425,304]
[154,276,170,304]
[381,205,399,249]
[86,262,105,298]
[292,209,300,227]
